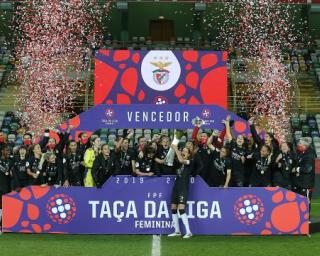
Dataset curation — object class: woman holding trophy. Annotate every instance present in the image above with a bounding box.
[168,130,194,239]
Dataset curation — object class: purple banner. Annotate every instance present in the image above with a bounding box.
[58,104,250,140]
[2,177,309,235]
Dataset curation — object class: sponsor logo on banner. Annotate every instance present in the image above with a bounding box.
[153,96,169,105]
[151,61,171,85]
[102,108,118,125]
[46,194,77,224]
[199,108,215,126]
[201,109,211,119]
[141,51,181,92]
[105,108,115,118]
[234,194,264,225]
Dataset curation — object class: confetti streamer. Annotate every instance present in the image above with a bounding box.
[14,0,111,135]
[203,0,308,141]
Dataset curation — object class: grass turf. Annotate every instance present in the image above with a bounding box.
[0,234,152,256]
[161,234,320,256]
[1,199,320,256]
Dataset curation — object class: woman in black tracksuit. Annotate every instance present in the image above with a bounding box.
[27,144,43,185]
[274,142,296,190]
[293,139,315,219]
[134,146,157,177]
[92,144,120,188]
[63,141,85,187]
[225,115,247,187]
[248,145,273,187]
[207,131,232,188]
[12,146,29,190]
[0,145,11,222]
[40,152,63,187]
[168,144,194,239]
[249,118,279,185]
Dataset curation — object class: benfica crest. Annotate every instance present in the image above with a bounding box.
[150,61,172,85]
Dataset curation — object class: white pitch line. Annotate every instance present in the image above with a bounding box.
[151,235,161,256]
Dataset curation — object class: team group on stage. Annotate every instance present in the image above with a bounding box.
[0,116,316,237]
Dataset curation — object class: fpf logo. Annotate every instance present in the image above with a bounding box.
[46,194,76,224]
[234,194,264,225]
[105,108,115,118]
[201,109,211,119]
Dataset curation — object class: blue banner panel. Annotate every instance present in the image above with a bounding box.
[2,177,309,235]
[58,104,250,139]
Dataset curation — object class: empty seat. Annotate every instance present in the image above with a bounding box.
[311,130,319,138]
[108,134,116,143]
[299,113,307,122]
[309,119,318,130]
[314,141,320,148]
[144,133,151,141]
[152,129,161,135]
[294,131,302,141]
[100,128,108,135]
[291,116,300,128]
[144,129,151,135]
[100,134,108,142]
[109,129,117,135]
[117,129,123,136]
[161,129,169,135]
[301,125,310,135]
[313,136,320,143]
[135,129,143,135]
[1,128,9,134]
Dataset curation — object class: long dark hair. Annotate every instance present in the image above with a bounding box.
[66,140,77,157]
[0,145,9,159]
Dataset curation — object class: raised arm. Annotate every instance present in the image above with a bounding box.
[57,126,73,153]
[224,115,233,142]
[115,138,124,153]
[171,144,189,165]
[191,126,201,144]
[207,130,219,151]
[249,117,263,147]
[39,129,50,151]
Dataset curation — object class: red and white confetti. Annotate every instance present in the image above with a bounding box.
[14,0,111,135]
[204,0,308,141]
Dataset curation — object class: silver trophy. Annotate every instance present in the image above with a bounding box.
[192,116,205,127]
[164,130,185,167]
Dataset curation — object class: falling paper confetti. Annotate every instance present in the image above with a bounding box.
[14,0,111,135]
[203,0,308,141]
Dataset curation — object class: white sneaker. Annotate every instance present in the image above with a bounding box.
[183,233,193,239]
[168,232,181,237]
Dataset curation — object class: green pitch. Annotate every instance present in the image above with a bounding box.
[1,199,320,256]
